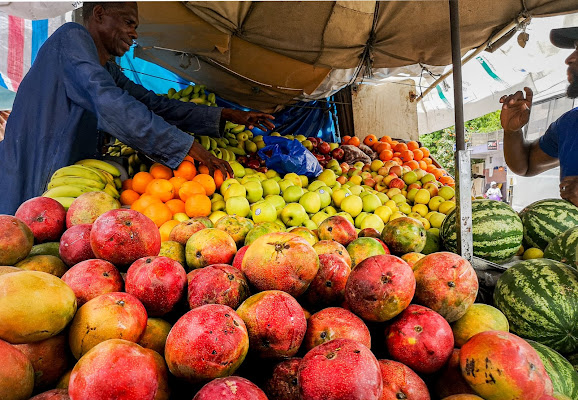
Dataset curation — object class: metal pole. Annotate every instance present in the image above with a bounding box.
[449,0,473,261]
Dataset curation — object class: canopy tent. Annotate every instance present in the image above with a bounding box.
[133,0,578,114]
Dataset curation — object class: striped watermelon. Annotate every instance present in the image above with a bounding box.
[440,199,523,263]
[519,199,578,251]
[493,259,578,354]
[527,339,578,399]
[544,226,578,269]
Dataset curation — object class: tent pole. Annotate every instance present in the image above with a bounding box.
[449,0,473,261]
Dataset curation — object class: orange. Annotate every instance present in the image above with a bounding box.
[432,168,444,180]
[121,179,133,191]
[146,179,175,202]
[363,134,378,147]
[407,141,419,151]
[348,137,360,147]
[394,142,408,152]
[426,164,437,173]
[213,170,228,190]
[193,174,216,196]
[150,163,173,180]
[400,150,414,162]
[197,164,210,175]
[404,160,419,170]
[380,135,392,143]
[165,199,186,215]
[342,135,351,145]
[184,155,196,163]
[143,202,173,227]
[131,194,162,214]
[418,160,428,170]
[412,149,424,161]
[419,147,430,158]
[120,189,140,206]
[132,172,154,194]
[393,151,402,159]
[185,194,212,218]
[390,140,399,147]
[392,157,402,165]
[159,219,180,242]
[173,160,197,180]
[375,142,391,153]
[423,157,433,165]
[169,176,187,196]
[439,176,455,185]
[379,149,393,161]
[178,181,206,202]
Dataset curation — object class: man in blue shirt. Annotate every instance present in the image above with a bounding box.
[0,2,274,215]
[501,27,578,206]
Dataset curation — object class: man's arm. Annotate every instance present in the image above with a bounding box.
[500,87,559,177]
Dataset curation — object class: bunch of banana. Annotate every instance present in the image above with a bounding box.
[164,84,218,107]
[42,159,122,209]
[127,153,148,177]
[106,138,136,157]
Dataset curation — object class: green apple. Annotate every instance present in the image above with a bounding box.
[264,195,286,215]
[348,184,363,196]
[370,160,384,172]
[302,139,313,151]
[360,214,385,232]
[315,187,332,209]
[362,193,381,213]
[332,181,342,190]
[211,193,224,203]
[403,171,418,185]
[311,211,329,227]
[335,211,355,226]
[354,212,369,228]
[224,183,246,201]
[413,168,427,180]
[241,175,260,185]
[209,211,227,225]
[428,211,446,228]
[220,178,240,196]
[244,180,264,204]
[211,200,225,212]
[438,186,455,201]
[265,169,279,179]
[262,179,281,196]
[285,135,295,141]
[329,142,339,151]
[303,219,318,231]
[407,188,419,203]
[353,161,365,169]
[428,195,445,211]
[359,190,371,198]
[398,203,412,215]
[299,175,309,188]
[281,203,308,227]
[340,195,363,218]
[172,212,190,222]
[323,206,338,216]
[421,173,436,184]
[279,179,295,193]
[274,219,286,229]
[391,193,407,205]
[251,202,278,223]
[299,191,321,214]
[414,189,431,205]
[244,168,255,176]
[272,176,282,182]
[374,205,392,223]
[256,172,268,181]
[283,186,304,203]
[225,196,250,217]
[308,181,326,192]
[317,169,337,187]
[295,134,307,142]
[284,173,302,187]
[228,161,246,178]
[376,192,389,204]
[332,188,352,208]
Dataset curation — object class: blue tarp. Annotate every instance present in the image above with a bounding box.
[118,49,339,142]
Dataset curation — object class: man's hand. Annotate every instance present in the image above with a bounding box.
[499,87,533,132]
[221,109,275,131]
[560,176,578,206]
[188,140,234,178]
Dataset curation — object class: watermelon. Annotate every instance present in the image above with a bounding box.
[519,199,578,251]
[527,339,578,399]
[493,259,578,354]
[544,226,578,269]
[441,199,523,263]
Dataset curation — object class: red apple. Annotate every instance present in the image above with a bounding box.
[389,165,402,177]
[377,166,391,176]
[363,178,376,188]
[318,142,331,155]
[407,182,422,190]
[388,178,406,190]
[331,148,345,161]
[423,182,439,197]
[337,175,348,184]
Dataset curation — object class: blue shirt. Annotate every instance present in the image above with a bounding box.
[0,23,223,215]
[539,107,578,179]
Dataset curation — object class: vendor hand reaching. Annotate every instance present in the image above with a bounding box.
[560,176,578,207]
[188,140,234,178]
[221,109,276,131]
[499,87,533,132]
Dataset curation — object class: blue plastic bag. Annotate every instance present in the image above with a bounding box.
[258,136,322,178]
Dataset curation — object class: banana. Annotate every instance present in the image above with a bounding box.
[101,171,115,186]
[225,122,238,132]
[228,138,239,146]
[49,197,76,210]
[208,93,216,104]
[209,138,218,151]
[216,138,229,148]
[179,97,190,102]
[113,178,122,190]
[120,146,135,156]
[51,165,107,184]
[75,159,121,177]
[167,88,176,98]
[48,176,106,190]
[140,164,148,172]
[182,85,194,97]
[231,125,246,134]
[221,149,231,161]
[200,136,211,151]
[225,132,236,140]
[103,183,120,198]
[190,98,204,104]
[227,146,246,156]
[43,185,101,198]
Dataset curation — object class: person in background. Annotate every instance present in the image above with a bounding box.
[500,26,578,206]
[0,2,275,215]
[485,181,502,201]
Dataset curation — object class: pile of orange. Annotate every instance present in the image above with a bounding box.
[119,156,229,240]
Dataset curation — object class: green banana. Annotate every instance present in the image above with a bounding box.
[207,93,216,104]
[48,176,105,190]
[228,138,239,146]
[200,136,211,150]
[139,164,148,172]
[225,122,238,132]
[120,146,135,156]
[216,138,229,148]
[43,185,101,198]
[75,159,121,177]
[49,197,76,210]
[209,138,218,151]
[225,132,236,140]
[231,125,246,134]
[227,146,246,156]
[51,165,107,184]
[190,98,204,104]
[103,183,120,198]
[168,88,176,98]
[182,85,194,97]
[179,97,190,102]
[213,149,223,159]
[113,178,122,190]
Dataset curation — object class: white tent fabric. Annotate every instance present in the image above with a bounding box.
[0,2,75,20]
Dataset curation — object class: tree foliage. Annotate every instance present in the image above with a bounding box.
[419,110,502,176]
